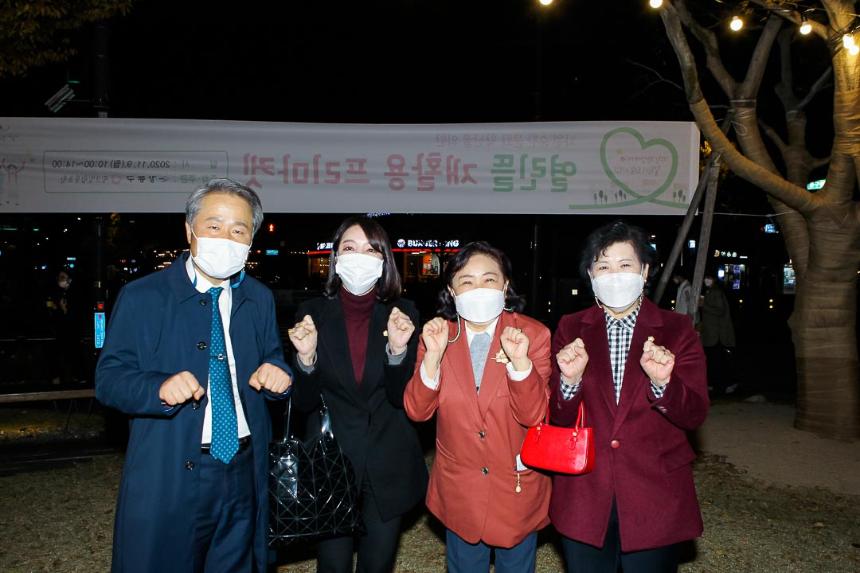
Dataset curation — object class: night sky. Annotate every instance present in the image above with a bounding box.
[0,0,806,390]
[5,0,697,123]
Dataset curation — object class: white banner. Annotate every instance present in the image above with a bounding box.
[0,118,699,214]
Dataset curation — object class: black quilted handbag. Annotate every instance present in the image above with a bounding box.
[267,396,362,546]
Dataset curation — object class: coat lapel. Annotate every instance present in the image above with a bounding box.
[475,312,513,420]
[611,299,664,435]
[582,306,617,417]
[359,302,390,402]
[447,318,484,428]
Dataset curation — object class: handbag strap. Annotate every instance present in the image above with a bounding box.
[281,394,332,442]
[541,395,586,429]
[282,396,293,444]
[575,400,586,429]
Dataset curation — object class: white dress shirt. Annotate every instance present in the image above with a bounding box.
[186,256,251,443]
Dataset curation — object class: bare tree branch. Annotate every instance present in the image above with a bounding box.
[759,120,789,153]
[775,29,800,110]
[661,3,817,214]
[797,67,833,110]
[739,15,784,100]
[748,0,829,40]
[811,155,832,169]
[674,0,738,97]
[626,59,685,93]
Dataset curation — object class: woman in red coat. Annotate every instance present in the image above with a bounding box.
[550,220,709,573]
[404,241,552,573]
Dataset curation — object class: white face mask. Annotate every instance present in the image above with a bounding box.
[335,252,384,295]
[191,231,251,280]
[591,272,645,311]
[454,287,506,324]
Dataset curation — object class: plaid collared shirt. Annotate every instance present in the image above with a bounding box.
[559,306,666,402]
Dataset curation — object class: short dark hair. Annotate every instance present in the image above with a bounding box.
[579,220,657,280]
[324,216,401,302]
[436,241,525,320]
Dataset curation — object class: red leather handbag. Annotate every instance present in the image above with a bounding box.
[520,401,594,475]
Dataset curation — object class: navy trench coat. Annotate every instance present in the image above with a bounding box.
[96,253,291,572]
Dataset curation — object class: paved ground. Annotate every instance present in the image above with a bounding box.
[697,400,860,496]
[0,400,858,572]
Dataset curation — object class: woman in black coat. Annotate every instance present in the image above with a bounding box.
[287,216,427,573]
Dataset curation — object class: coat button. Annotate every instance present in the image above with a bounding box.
[197,341,207,350]
[481,467,489,475]
[185,460,195,470]
[610,439,620,449]
[199,299,207,306]
[478,430,486,439]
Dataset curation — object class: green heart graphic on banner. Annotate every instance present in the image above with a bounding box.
[570,126,686,210]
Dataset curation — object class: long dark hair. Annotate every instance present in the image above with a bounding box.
[324,216,401,302]
[579,220,657,281]
[436,241,525,320]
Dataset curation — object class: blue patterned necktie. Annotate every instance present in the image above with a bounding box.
[470,332,491,393]
[208,287,239,463]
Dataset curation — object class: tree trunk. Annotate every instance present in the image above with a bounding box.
[790,212,860,439]
[660,1,860,439]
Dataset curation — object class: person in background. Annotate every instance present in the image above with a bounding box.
[550,220,709,573]
[48,269,82,384]
[671,271,696,325]
[700,273,738,394]
[404,241,552,573]
[96,178,293,573]
[287,216,426,573]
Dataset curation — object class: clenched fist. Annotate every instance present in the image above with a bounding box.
[249,363,292,394]
[640,336,674,386]
[421,317,450,380]
[387,307,415,355]
[159,371,205,407]
[556,338,589,384]
[288,315,317,366]
[500,326,531,372]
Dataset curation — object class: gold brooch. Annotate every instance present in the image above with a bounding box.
[494,349,510,364]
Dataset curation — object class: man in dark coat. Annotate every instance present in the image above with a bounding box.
[96,179,292,573]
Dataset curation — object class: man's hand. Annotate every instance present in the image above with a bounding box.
[387,307,415,355]
[249,363,292,394]
[159,371,205,406]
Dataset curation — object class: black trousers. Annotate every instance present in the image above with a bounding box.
[561,501,678,573]
[316,475,402,573]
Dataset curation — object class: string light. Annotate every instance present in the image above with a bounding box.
[649,0,664,9]
[729,15,744,32]
[842,33,859,56]
[799,15,812,36]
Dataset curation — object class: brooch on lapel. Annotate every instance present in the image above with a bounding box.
[494,348,510,364]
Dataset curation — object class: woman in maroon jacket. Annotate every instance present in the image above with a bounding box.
[550,220,709,573]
